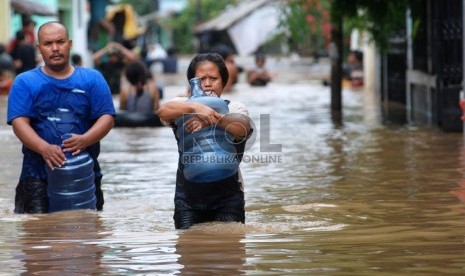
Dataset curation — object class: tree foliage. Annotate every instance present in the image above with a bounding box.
[331,0,411,52]
[279,0,331,55]
[280,0,413,54]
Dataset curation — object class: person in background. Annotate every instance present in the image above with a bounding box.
[71,53,83,66]
[0,43,15,70]
[247,52,272,86]
[157,53,252,229]
[211,44,239,92]
[11,30,37,75]
[0,43,15,94]
[7,18,36,53]
[343,50,364,87]
[7,21,115,214]
[119,60,159,112]
[162,47,178,74]
[0,69,13,94]
[92,41,138,94]
[21,18,37,45]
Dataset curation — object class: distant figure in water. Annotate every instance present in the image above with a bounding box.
[247,52,272,86]
[119,60,160,113]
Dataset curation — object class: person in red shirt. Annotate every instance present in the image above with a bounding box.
[7,19,36,53]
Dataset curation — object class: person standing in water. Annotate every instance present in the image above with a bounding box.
[247,52,272,86]
[157,53,252,229]
[7,21,115,213]
[119,60,160,113]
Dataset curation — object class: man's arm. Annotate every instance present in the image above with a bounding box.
[92,44,110,66]
[12,117,66,170]
[119,86,129,110]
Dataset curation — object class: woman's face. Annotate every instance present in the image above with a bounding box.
[195,61,223,97]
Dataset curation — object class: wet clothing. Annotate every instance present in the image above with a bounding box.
[173,154,247,229]
[7,66,115,213]
[14,175,104,213]
[125,84,155,113]
[165,98,250,229]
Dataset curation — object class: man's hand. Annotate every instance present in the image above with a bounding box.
[41,144,66,170]
[62,133,89,156]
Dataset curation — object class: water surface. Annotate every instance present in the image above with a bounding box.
[1,73,465,275]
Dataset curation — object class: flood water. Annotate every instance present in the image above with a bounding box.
[1,59,465,275]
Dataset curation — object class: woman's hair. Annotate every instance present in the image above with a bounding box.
[187,53,229,88]
[125,60,149,86]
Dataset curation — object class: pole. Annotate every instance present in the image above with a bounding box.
[406,8,413,123]
[462,0,465,140]
[330,15,343,123]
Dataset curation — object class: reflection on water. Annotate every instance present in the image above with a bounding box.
[17,211,107,275]
[2,77,465,274]
[176,223,246,275]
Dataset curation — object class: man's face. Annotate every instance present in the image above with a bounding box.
[37,24,72,70]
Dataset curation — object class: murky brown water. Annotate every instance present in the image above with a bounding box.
[2,60,465,275]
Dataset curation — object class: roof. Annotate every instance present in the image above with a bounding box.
[11,0,57,16]
[193,0,269,33]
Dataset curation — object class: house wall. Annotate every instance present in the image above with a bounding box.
[69,0,89,65]
[0,1,11,44]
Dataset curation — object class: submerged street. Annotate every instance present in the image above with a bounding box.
[1,57,465,275]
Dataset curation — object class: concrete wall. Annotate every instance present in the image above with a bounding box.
[0,0,11,44]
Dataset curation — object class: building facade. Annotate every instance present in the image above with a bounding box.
[381,0,463,132]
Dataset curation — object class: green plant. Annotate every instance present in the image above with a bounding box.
[279,0,416,54]
[331,0,412,53]
[278,0,331,56]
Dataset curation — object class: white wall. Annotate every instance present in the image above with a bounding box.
[71,0,90,65]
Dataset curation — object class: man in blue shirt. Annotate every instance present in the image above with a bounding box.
[7,21,115,213]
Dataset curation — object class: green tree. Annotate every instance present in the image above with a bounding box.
[328,0,413,113]
[280,1,414,113]
[278,0,331,56]
[279,0,414,54]
[331,0,412,53]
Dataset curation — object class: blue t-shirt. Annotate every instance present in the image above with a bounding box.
[7,66,115,180]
